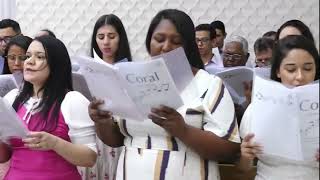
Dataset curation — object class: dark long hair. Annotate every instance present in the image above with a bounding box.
[90,14,132,62]
[12,36,73,132]
[276,19,315,43]
[270,35,319,82]
[3,35,32,74]
[145,9,204,69]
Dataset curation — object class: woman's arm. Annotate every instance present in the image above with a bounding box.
[149,106,240,161]
[23,91,98,167]
[89,99,124,147]
[178,125,239,161]
[0,141,11,163]
[23,132,97,167]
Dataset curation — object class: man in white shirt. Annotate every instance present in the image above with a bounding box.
[195,24,223,69]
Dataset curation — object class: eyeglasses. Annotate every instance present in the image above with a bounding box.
[5,54,28,62]
[0,34,19,44]
[196,37,211,44]
[0,37,11,44]
[223,53,243,61]
[255,58,272,67]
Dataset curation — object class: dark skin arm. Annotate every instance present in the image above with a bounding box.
[148,105,240,161]
[0,141,12,163]
[88,99,124,147]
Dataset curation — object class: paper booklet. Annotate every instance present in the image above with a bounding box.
[71,55,185,121]
[0,74,19,97]
[0,97,29,140]
[251,75,319,161]
[206,66,270,105]
[151,47,194,93]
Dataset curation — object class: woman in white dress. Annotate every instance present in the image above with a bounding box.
[238,35,319,180]
[89,9,241,180]
[79,14,132,180]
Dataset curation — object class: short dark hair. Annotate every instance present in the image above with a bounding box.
[254,37,275,53]
[195,23,216,39]
[3,35,33,74]
[39,29,56,38]
[210,20,226,35]
[270,35,319,82]
[145,9,204,69]
[91,14,132,62]
[13,36,73,132]
[262,31,277,40]
[0,19,21,34]
[276,19,314,43]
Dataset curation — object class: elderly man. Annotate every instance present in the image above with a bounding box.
[0,19,21,74]
[222,35,249,67]
[221,35,251,123]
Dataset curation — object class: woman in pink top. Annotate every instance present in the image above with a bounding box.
[0,35,32,179]
[0,35,97,180]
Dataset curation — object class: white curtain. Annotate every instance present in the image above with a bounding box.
[0,0,16,20]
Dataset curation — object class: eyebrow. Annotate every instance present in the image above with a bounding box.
[154,32,181,37]
[97,32,116,35]
[26,51,46,54]
[284,62,314,66]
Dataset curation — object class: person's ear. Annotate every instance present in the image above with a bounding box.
[224,33,227,39]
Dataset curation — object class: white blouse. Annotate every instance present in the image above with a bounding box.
[240,105,319,180]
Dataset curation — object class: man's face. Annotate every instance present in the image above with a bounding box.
[196,30,214,57]
[214,29,225,49]
[0,27,18,55]
[223,42,247,67]
[255,48,273,67]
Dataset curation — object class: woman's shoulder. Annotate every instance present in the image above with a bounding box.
[61,91,92,126]
[63,91,90,104]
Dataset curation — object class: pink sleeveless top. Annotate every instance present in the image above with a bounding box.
[4,105,81,180]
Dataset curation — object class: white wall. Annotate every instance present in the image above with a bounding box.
[15,0,319,61]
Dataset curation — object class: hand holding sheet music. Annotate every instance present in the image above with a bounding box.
[71,55,185,121]
[251,76,319,161]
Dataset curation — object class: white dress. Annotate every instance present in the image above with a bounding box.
[115,69,240,180]
[83,139,121,180]
[240,105,319,180]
